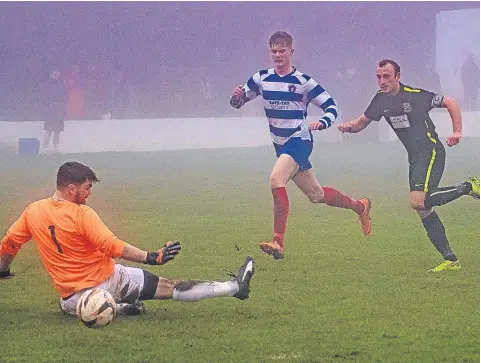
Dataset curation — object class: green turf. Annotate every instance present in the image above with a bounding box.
[0,139,479,363]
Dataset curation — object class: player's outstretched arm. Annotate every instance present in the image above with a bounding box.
[0,212,32,279]
[230,74,261,109]
[337,114,372,133]
[121,241,181,265]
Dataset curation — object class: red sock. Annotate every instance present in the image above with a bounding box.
[272,187,288,248]
[321,186,363,214]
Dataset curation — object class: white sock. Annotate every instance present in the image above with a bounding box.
[173,281,239,302]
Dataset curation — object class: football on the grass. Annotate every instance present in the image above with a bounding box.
[76,288,117,328]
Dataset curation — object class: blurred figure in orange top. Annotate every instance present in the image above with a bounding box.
[64,64,86,120]
[0,162,254,317]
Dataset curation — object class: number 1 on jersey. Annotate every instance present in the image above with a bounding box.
[48,225,63,253]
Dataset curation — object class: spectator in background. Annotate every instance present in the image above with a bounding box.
[25,54,45,121]
[42,68,67,153]
[65,64,86,120]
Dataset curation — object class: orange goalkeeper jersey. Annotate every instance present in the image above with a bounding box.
[0,198,127,298]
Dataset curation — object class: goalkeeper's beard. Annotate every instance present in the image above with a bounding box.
[74,192,87,205]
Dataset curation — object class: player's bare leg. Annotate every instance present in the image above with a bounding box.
[260,154,298,259]
[292,169,371,235]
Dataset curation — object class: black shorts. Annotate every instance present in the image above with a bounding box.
[44,119,64,132]
[408,144,445,192]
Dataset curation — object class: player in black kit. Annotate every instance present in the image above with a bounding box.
[337,59,479,272]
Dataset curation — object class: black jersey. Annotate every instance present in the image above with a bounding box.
[364,83,444,155]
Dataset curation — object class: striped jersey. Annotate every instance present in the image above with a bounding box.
[231,68,338,145]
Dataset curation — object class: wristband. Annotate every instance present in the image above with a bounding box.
[230,94,245,108]
[145,252,159,265]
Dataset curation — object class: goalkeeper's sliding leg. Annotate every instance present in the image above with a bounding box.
[59,256,255,316]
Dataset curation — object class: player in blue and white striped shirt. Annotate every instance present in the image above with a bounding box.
[230,31,372,260]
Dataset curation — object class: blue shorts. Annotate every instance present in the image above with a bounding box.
[274,137,313,171]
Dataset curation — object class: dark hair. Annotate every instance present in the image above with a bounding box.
[269,31,293,48]
[378,59,400,76]
[57,162,99,189]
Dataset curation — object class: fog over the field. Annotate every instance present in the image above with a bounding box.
[0,2,478,150]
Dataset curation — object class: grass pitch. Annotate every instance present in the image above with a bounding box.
[0,139,479,363]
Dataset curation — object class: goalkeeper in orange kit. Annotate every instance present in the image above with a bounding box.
[0,162,254,316]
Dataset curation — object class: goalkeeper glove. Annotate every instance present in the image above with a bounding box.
[0,268,14,279]
[145,241,181,265]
